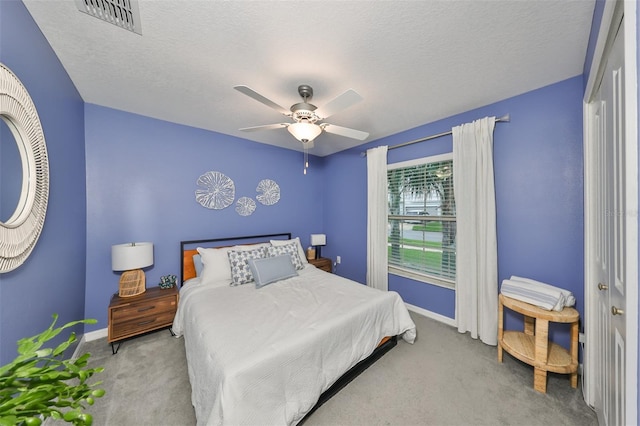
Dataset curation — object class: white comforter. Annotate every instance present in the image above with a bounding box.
[172,265,416,425]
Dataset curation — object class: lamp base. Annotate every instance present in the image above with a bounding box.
[118,269,146,297]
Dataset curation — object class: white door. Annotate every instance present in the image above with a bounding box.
[588,13,629,426]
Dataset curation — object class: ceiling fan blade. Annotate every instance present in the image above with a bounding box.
[239,123,289,132]
[322,124,369,140]
[315,89,363,119]
[234,85,290,116]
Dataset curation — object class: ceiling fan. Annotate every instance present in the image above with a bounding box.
[233,84,369,149]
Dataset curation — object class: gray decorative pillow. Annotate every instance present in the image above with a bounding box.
[248,255,298,289]
[267,243,304,270]
[228,247,267,285]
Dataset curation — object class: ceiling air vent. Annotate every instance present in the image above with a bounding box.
[75,0,142,35]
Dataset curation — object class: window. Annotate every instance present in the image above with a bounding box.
[387,153,456,288]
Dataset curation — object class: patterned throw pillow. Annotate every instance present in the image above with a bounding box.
[227,247,267,285]
[267,243,304,270]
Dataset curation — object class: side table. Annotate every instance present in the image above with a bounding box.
[498,293,579,393]
[108,286,179,354]
[309,257,332,273]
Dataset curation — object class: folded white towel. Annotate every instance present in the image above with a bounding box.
[500,279,565,311]
[510,275,575,307]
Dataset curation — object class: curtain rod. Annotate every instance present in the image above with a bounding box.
[361,114,510,156]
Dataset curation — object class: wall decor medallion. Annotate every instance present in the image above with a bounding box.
[235,197,256,216]
[195,171,235,210]
[0,63,50,273]
[256,179,280,206]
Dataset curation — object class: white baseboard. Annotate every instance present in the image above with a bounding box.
[84,327,108,342]
[405,303,456,327]
[71,335,86,359]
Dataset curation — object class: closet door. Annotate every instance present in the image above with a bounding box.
[588,13,629,426]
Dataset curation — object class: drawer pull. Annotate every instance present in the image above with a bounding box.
[138,306,155,312]
[137,320,155,326]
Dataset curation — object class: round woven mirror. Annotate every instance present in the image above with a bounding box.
[0,63,49,272]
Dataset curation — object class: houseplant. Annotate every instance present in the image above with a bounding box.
[0,315,105,425]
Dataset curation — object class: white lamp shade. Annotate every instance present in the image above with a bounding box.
[310,234,326,246]
[287,122,322,142]
[112,242,154,271]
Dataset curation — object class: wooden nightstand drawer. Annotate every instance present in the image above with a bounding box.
[109,311,177,341]
[111,297,176,324]
[309,257,332,273]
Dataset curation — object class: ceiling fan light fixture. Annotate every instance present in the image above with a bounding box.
[287,122,322,143]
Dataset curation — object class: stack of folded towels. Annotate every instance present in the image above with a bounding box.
[500,275,575,311]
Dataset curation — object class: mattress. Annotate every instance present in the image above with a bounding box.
[172,264,416,425]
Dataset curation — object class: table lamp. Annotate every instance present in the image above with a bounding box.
[310,234,326,259]
[112,242,154,297]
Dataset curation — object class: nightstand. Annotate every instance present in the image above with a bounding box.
[108,286,179,354]
[309,257,332,273]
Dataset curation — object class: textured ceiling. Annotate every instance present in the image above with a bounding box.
[22,0,594,156]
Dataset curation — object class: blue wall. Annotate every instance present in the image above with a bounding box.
[83,105,325,331]
[0,1,87,364]
[324,76,585,347]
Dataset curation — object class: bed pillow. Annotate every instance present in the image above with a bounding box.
[193,254,204,277]
[248,255,298,289]
[267,243,304,270]
[197,243,271,284]
[197,246,232,283]
[228,247,267,285]
[270,237,308,264]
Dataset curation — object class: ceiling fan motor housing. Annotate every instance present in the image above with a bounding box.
[291,103,318,123]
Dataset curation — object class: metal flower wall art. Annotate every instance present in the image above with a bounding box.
[256,179,280,206]
[235,197,256,216]
[195,171,280,217]
[195,171,235,210]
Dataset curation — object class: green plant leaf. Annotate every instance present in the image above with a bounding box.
[0,316,104,426]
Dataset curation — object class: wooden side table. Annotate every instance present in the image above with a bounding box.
[309,257,332,273]
[498,293,579,393]
[108,286,179,354]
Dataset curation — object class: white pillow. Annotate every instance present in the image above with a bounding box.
[197,246,232,283]
[270,237,308,264]
[197,243,271,284]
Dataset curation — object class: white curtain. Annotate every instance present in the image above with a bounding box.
[453,117,498,345]
[366,145,389,291]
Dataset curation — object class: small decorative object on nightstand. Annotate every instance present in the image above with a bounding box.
[306,246,316,260]
[108,286,178,354]
[309,257,332,273]
[159,274,177,289]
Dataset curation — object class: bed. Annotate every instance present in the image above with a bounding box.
[173,233,416,425]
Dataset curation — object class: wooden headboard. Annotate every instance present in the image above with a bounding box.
[180,233,292,285]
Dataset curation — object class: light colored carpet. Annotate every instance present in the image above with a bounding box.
[73,312,597,426]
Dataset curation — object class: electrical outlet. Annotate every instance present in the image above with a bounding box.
[336,256,341,264]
